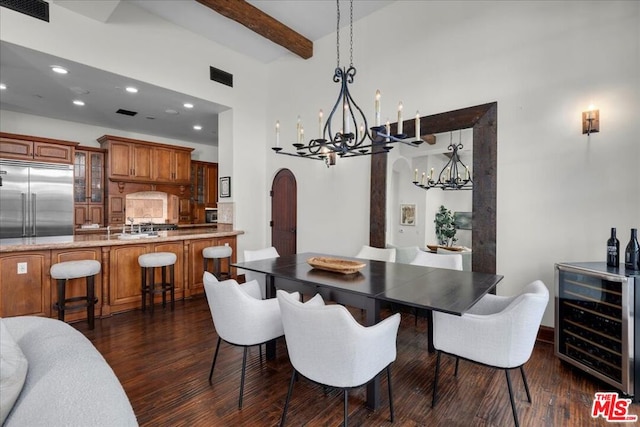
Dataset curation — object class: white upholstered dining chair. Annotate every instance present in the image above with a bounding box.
[276,290,401,427]
[203,272,298,409]
[355,245,396,262]
[242,246,280,299]
[409,250,464,325]
[431,280,549,427]
[410,250,463,271]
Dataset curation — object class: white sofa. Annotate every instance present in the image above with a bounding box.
[0,316,137,426]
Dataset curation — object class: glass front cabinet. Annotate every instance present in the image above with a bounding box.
[74,147,105,226]
[555,262,640,398]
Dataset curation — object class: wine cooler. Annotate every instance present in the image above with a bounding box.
[555,262,640,398]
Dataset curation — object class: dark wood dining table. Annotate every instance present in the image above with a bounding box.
[232,252,503,410]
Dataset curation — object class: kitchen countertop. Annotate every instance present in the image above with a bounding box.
[0,224,243,253]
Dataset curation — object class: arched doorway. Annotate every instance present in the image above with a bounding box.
[271,169,297,255]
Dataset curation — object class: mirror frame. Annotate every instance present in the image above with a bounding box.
[370,102,497,274]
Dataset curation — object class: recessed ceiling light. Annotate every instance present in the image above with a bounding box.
[165,109,179,115]
[51,66,68,74]
[193,125,202,131]
[73,100,85,106]
[0,83,6,90]
[183,103,194,109]
[125,86,138,93]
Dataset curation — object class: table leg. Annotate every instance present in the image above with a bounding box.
[266,274,277,360]
[365,297,381,410]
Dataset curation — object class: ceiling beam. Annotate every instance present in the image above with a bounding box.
[195,0,313,59]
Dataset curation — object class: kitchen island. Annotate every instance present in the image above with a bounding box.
[0,225,243,322]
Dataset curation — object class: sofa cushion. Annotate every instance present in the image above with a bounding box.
[0,319,29,424]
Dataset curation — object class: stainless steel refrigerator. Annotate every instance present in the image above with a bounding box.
[0,159,74,238]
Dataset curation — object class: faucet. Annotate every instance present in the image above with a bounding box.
[107,225,111,238]
[127,217,135,233]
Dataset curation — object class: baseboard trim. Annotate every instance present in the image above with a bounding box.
[537,325,554,345]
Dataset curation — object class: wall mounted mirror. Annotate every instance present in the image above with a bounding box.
[370,102,497,274]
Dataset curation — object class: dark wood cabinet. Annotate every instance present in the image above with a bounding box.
[1,132,77,164]
[74,147,105,227]
[191,160,218,223]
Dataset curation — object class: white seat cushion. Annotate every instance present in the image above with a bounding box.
[50,260,101,280]
[203,246,233,259]
[0,319,28,425]
[138,252,177,267]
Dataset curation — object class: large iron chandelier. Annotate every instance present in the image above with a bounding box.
[412,131,473,191]
[272,0,422,167]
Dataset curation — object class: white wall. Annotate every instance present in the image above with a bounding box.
[0,1,270,256]
[266,0,640,327]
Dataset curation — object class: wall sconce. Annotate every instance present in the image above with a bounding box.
[582,106,600,135]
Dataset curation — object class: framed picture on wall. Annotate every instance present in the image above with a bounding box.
[454,211,472,230]
[220,176,231,198]
[400,204,416,226]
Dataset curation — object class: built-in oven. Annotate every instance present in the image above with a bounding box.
[205,208,218,224]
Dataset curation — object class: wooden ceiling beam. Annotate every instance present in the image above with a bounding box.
[195,0,313,59]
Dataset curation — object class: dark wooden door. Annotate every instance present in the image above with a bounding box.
[271,169,297,255]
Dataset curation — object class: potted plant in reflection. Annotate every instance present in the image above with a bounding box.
[434,205,457,247]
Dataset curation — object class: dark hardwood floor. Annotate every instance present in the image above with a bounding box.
[72,296,639,426]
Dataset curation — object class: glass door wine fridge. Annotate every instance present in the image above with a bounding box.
[555,262,640,398]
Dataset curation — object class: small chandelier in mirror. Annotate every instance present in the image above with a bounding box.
[413,130,473,191]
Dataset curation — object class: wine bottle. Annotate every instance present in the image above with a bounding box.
[606,228,619,267]
[624,228,640,271]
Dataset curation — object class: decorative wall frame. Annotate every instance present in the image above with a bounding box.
[220,176,231,198]
[400,204,416,226]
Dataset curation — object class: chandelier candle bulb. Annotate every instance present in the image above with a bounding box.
[446,167,451,181]
[415,111,420,140]
[296,116,301,144]
[430,168,434,181]
[375,90,381,126]
[275,120,280,147]
[421,172,426,186]
[386,120,391,141]
[344,103,350,133]
[318,110,323,138]
[397,102,403,134]
[465,166,469,180]
[414,168,418,182]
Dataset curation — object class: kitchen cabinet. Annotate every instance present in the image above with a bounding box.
[153,147,191,183]
[98,135,192,184]
[1,132,77,164]
[109,241,184,313]
[0,251,51,317]
[191,160,218,223]
[74,147,105,227]
[102,139,152,181]
[188,236,236,295]
[50,248,103,322]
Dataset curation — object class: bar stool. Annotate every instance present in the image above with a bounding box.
[203,245,232,280]
[138,252,177,313]
[51,259,101,330]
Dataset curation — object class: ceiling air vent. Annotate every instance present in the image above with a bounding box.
[116,109,138,117]
[0,0,49,22]
[210,66,233,88]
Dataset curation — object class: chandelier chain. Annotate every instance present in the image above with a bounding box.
[336,0,340,68]
[349,0,354,67]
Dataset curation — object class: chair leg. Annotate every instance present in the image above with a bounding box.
[208,337,222,384]
[141,268,146,312]
[387,365,394,422]
[343,388,349,427]
[505,369,520,427]
[170,264,175,311]
[87,275,95,330]
[280,369,296,427]
[432,351,441,408]
[520,366,531,403]
[239,347,248,409]
[427,310,435,352]
[454,357,460,377]
[161,266,167,308]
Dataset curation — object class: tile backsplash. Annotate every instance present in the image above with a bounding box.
[217,202,234,224]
